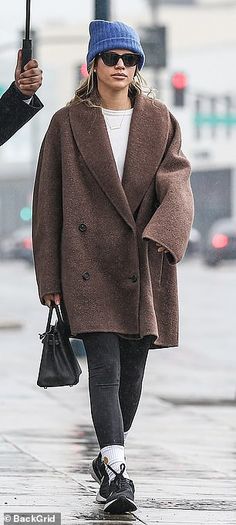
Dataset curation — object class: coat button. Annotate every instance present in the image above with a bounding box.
[79,223,87,232]
[82,271,90,281]
[129,274,138,283]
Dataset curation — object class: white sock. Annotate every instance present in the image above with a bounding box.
[124,430,129,442]
[101,445,129,482]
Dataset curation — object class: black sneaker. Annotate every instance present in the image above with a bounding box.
[89,452,105,484]
[89,453,110,503]
[96,469,110,503]
[104,463,137,514]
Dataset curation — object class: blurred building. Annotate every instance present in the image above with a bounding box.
[0,1,236,241]
[159,2,236,241]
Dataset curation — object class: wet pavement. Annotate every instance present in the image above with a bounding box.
[0,259,236,524]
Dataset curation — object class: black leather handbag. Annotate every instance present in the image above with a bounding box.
[37,303,82,388]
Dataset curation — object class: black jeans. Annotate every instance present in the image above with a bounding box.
[81,332,151,448]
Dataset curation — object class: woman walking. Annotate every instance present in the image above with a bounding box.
[32,20,194,514]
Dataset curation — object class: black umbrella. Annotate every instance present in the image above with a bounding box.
[21,0,32,72]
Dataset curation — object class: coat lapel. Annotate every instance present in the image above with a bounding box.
[122,94,169,215]
[69,100,135,230]
[68,94,169,227]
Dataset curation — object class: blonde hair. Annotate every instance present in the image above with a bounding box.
[67,59,156,107]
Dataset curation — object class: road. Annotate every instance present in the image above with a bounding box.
[0,257,235,524]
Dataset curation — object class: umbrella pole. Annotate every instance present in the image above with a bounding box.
[21,0,32,72]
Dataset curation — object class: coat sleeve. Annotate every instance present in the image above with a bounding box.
[0,82,43,146]
[32,114,63,304]
[142,111,194,264]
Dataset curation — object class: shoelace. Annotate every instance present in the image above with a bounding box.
[106,463,128,491]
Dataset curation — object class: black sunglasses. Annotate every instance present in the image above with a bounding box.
[98,52,140,68]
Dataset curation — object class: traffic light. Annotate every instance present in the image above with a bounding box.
[95,0,111,20]
[20,206,32,222]
[76,63,89,85]
[171,72,187,107]
[79,63,89,79]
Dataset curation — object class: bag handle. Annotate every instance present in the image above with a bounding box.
[41,302,64,339]
[48,301,66,327]
[54,303,64,324]
[40,301,65,342]
[39,303,54,341]
[45,303,54,333]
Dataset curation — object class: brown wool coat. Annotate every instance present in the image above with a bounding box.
[32,93,194,349]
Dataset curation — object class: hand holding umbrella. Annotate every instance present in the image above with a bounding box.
[22,0,32,71]
[15,50,42,97]
[14,0,43,97]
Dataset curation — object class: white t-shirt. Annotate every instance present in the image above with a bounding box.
[102,107,133,180]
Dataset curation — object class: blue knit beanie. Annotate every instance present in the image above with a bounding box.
[87,20,145,71]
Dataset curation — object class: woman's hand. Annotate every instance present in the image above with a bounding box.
[156,243,169,254]
[43,293,61,307]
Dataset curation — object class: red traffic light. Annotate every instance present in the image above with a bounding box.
[80,63,89,78]
[171,72,187,90]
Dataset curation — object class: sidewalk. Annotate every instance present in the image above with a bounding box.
[0,260,236,524]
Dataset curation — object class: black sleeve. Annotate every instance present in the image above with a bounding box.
[0,82,43,146]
